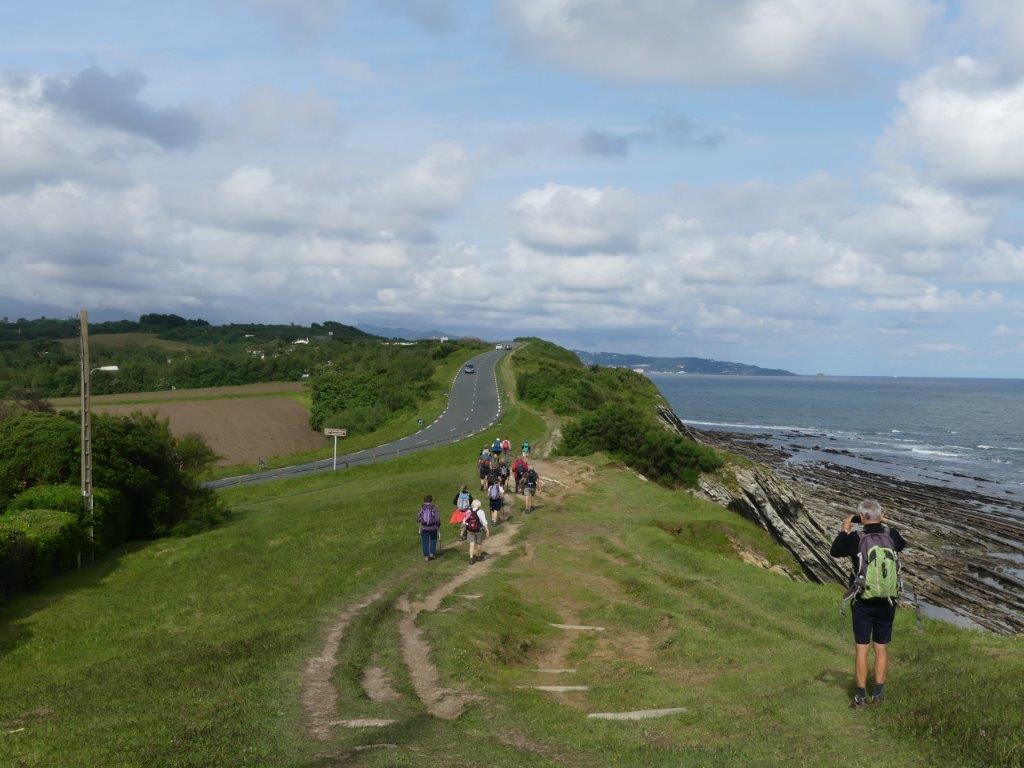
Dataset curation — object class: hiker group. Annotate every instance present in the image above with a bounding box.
[416,436,539,565]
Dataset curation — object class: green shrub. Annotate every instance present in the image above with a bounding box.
[7,484,130,551]
[559,404,723,487]
[321,403,390,436]
[0,411,224,538]
[0,508,83,593]
[0,526,31,600]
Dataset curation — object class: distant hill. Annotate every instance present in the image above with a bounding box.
[0,315,373,344]
[574,350,797,376]
[356,323,456,341]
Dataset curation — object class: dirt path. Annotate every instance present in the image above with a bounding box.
[396,519,523,719]
[302,588,387,741]
[300,458,592,743]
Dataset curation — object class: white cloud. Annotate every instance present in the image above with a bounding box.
[844,175,991,250]
[970,240,1024,282]
[371,142,473,216]
[510,183,639,253]
[864,287,1003,313]
[885,56,1024,188]
[501,0,936,85]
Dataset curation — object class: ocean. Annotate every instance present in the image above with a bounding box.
[651,374,1024,505]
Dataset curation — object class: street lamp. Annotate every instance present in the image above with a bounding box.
[79,311,118,557]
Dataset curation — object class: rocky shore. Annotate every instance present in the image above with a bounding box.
[658,406,1024,635]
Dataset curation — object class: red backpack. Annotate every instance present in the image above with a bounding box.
[464,509,482,532]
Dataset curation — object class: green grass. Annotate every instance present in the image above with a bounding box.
[1,343,1021,767]
[417,463,1023,768]
[0,361,546,767]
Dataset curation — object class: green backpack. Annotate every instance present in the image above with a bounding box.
[855,529,901,601]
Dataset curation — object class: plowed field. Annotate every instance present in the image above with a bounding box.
[93,397,325,465]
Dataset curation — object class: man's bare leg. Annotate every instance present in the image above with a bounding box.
[873,643,888,683]
[855,643,870,690]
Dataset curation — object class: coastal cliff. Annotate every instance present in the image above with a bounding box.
[657,405,1024,634]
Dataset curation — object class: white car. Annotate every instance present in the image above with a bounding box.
[496,343,503,349]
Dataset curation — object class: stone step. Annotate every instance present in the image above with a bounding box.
[549,623,605,631]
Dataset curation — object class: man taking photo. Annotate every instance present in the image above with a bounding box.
[830,499,907,709]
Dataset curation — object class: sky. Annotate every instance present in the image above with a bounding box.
[2,1,1024,376]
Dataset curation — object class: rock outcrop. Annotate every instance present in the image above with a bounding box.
[657,404,1024,634]
[697,464,846,584]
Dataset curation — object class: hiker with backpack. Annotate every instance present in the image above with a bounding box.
[461,499,490,564]
[478,452,491,491]
[512,455,529,494]
[491,437,503,459]
[830,499,907,709]
[418,495,442,562]
[497,459,511,491]
[488,478,505,524]
[521,439,531,457]
[451,485,473,525]
[501,437,512,455]
[523,467,539,513]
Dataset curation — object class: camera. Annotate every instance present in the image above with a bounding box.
[851,514,862,525]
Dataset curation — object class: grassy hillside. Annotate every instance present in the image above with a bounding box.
[0,342,1020,767]
[513,339,722,486]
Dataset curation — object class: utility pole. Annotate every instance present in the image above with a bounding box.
[79,309,94,553]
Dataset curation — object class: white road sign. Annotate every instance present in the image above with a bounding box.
[324,428,348,437]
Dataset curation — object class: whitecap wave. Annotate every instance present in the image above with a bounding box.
[909,447,963,458]
[682,419,819,433]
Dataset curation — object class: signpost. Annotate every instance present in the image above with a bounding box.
[324,428,347,470]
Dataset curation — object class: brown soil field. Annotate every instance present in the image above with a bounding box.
[50,381,307,408]
[92,397,326,466]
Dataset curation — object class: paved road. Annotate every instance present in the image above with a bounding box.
[207,345,509,489]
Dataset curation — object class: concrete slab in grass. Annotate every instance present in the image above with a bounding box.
[587,708,687,721]
[549,623,605,631]
[518,685,589,692]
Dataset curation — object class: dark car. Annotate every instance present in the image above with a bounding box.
[504,344,512,350]
[464,363,475,374]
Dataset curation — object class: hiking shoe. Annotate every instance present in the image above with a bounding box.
[871,693,885,705]
[851,695,867,710]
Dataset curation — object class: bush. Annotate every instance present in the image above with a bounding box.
[559,404,723,487]
[0,508,83,594]
[321,404,390,436]
[0,411,224,538]
[0,526,31,600]
[7,484,130,551]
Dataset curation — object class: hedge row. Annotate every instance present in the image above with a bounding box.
[7,484,129,551]
[0,508,83,600]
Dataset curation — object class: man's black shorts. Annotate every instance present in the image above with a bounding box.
[852,598,896,644]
